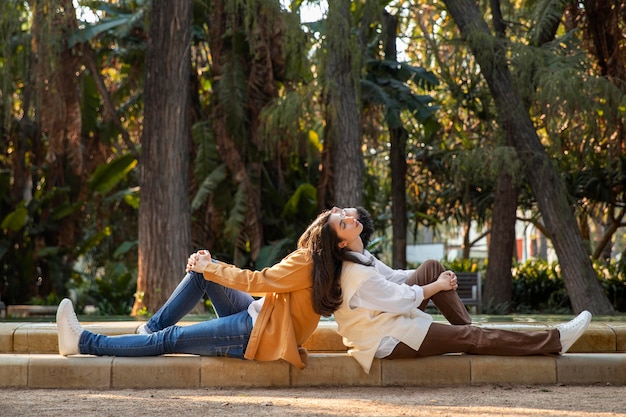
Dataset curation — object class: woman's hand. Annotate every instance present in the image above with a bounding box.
[186,249,213,273]
[421,270,458,299]
[437,270,458,292]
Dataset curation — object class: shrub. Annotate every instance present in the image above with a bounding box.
[511,259,570,314]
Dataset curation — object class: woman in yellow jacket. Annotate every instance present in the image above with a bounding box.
[56,212,330,369]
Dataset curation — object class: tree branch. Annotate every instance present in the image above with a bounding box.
[81,43,140,159]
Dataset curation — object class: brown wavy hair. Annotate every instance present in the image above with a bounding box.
[298,210,370,316]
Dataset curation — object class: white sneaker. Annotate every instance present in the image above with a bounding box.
[56,298,84,356]
[136,323,153,334]
[556,310,592,353]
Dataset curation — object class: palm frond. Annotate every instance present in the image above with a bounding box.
[260,89,309,158]
[281,182,317,219]
[219,54,248,143]
[224,182,248,241]
[191,120,218,179]
[360,78,395,109]
[69,1,148,47]
[526,0,570,46]
[191,164,228,211]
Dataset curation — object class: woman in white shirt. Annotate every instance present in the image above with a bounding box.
[305,209,592,374]
[327,207,472,326]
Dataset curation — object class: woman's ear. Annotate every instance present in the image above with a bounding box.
[338,241,347,249]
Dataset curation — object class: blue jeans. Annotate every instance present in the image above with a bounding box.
[79,271,255,358]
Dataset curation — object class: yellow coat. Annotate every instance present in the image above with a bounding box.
[202,249,319,369]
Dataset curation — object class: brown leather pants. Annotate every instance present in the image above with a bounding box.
[389,259,561,359]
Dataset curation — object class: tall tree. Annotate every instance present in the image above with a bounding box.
[382,11,408,268]
[322,0,363,208]
[133,0,193,315]
[442,0,614,315]
[485,0,574,311]
[483,0,517,311]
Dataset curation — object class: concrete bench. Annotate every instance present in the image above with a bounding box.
[1,320,625,388]
[1,352,625,388]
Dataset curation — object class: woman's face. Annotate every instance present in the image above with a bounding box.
[328,209,363,251]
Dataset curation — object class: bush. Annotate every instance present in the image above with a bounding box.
[434,257,625,314]
[69,260,137,315]
[511,259,570,313]
[594,258,626,312]
[508,258,625,314]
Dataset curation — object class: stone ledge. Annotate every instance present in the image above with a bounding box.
[1,353,625,389]
[1,320,623,354]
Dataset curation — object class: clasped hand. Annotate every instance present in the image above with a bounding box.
[186,249,212,273]
[438,270,458,291]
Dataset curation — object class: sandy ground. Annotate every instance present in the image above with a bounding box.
[2,385,625,417]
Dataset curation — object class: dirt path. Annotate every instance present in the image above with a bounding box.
[2,384,626,417]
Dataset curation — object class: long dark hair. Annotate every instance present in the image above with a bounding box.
[298,210,371,317]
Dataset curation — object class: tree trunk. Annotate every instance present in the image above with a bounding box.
[583,0,625,80]
[483,0,514,313]
[383,11,407,268]
[442,0,614,315]
[133,0,193,315]
[390,126,408,268]
[484,172,517,312]
[325,0,363,208]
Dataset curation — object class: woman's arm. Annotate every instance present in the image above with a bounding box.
[188,249,313,293]
[350,275,422,313]
[421,270,458,299]
[350,269,458,314]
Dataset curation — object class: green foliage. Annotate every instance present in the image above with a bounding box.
[1,202,28,231]
[255,238,294,269]
[260,89,320,161]
[361,59,440,129]
[511,259,571,313]
[88,154,137,195]
[594,258,626,312]
[69,258,138,315]
[70,0,149,47]
[192,164,228,211]
[281,183,317,219]
[0,151,139,306]
[510,258,626,314]
[1,182,79,304]
[525,0,570,46]
[219,56,249,143]
[442,258,486,273]
[225,183,248,241]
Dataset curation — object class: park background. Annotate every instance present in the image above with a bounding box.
[1,0,625,318]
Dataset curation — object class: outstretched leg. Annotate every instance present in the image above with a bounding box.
[387,323,561,358]
[57,298,254,358]
[386,311,591,359]
[81,311,253,357]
